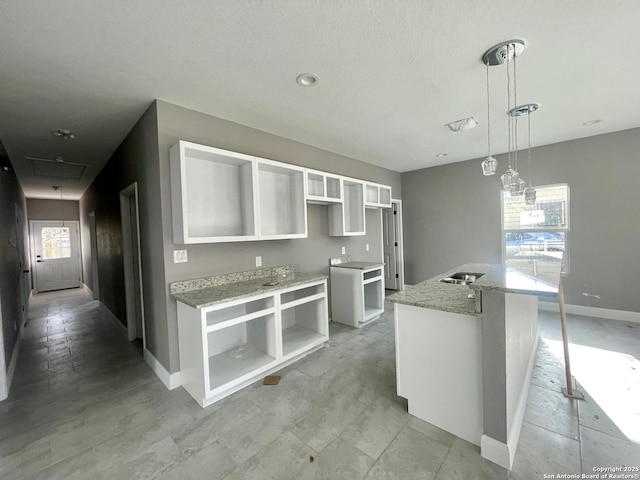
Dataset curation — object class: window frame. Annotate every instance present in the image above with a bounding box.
[500,183,570,274]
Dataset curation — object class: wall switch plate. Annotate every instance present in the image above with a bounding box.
[173,249,188,263]
[256,256,262,267]
[341,246,346,254]
[366,244,370,251]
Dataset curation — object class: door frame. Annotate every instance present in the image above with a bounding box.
[382,199,405,291]
[0,290,7,400]
[120,183,146,347]
[88,211,99,300]
[30,220,82,293]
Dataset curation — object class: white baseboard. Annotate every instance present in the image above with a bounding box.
[99,302,128,339]
[143,349,182,390]
[539,301,640,324]
[481,435,511,470]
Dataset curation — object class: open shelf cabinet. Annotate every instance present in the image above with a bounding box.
[365,182,393,209]
[170,141,257,243]
[330,264,385,328]
[257,159,307,239]
[306,168,343,204]
[177,279,328,407]
[170,141,309,243]
[328,178,365,236]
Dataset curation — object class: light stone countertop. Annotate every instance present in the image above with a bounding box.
[470,255,563,297]
[387,256,563,316]
[386,263,493,316]
[330,261,385,270]
[172,272,327,309]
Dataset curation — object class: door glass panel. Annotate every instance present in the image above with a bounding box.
[41,227,71,259]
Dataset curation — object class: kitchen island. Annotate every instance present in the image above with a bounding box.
[387,256,562,469]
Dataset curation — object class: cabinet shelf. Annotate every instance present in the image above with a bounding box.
[306,169,343,204]
[364,182,392,209]
[258,160,307,238]
[177,278,329,407]
[328,178,365,236]
[330,265,385,328]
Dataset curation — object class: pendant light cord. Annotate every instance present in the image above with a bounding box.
[506,48,512,169]
[486,64,491,157]
[513,51,518,172]
[527,112,532,187]
[60,187,65,227]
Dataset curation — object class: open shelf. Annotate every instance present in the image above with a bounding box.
[258,160,306,238]
[281,297,327,357]
[170,141,257,243]
[205,296,274,330]
[364,183,392,209]
[306,169,342,204]
[207,313,277,391]
[363,279,384,322]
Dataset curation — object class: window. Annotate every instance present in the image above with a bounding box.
[41,227,71,259]
[502,184,569,273]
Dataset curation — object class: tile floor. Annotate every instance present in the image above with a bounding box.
[1,288,638,479]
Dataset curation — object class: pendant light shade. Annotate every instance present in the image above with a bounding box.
[482,156,497,176]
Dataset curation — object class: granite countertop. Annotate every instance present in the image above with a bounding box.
[331,261,384,270]
[470,254,562,297]
[172,272,327,309]
[387,255,563,316]
[386,263,493,316]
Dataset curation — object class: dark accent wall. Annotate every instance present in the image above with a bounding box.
[79,100,166,360]
[0,156,28,374]
[402,127,640,313]
[26,199,80,221]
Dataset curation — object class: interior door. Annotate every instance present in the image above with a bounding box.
[15,204,29,325]
[32,221,81,292]
[382,207,398,290]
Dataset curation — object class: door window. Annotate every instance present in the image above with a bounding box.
[41,227,71,259]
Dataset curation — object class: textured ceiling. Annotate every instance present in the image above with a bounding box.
[1,1,640,199]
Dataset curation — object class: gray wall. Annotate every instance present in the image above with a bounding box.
[79,99,168,366]
[27,199,80,221]
[157,100,401,372]
[0,155,29,373]
[402,127,640,313]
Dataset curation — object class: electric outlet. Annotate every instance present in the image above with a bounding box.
[256,256,262,267]
[341,246,346,255]
[173,249,188,263]
[366,244,370,251]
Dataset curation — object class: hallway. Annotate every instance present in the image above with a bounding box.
[1,289,639,479]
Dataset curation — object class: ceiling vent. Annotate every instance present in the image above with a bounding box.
[29,157,86,179]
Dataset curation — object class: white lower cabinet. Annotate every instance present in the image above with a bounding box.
[177,280,328,407]
[330,264,385,328]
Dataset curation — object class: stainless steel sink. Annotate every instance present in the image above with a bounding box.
[440,272,485,285]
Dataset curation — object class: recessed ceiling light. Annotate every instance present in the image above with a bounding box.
[582,119,603,126]
[53,129,76,140]
[436,153,448,157]
[296,73,319,87]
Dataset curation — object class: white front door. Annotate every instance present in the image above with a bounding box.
[32,221,81,292]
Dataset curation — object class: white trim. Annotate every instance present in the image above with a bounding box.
[539,301,640,324]
[82,283,94,297]
[144,348,183,390]
[481,435,511,470]
[392,199,405,290]
[120,183,146,347]
[100,302,128,339]
[1,308,27,401]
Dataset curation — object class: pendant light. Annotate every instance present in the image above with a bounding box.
[509,103,540,205]
[481,40,525,191]
[481,63,497,175]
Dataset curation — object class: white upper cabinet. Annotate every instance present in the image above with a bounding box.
[328,178,366,236]
[256,159,307,239]
[170,140,393,242]
[364,182,392,209]
[306,168,343,204]
[170,141,307,244]
[170,141,258,244]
